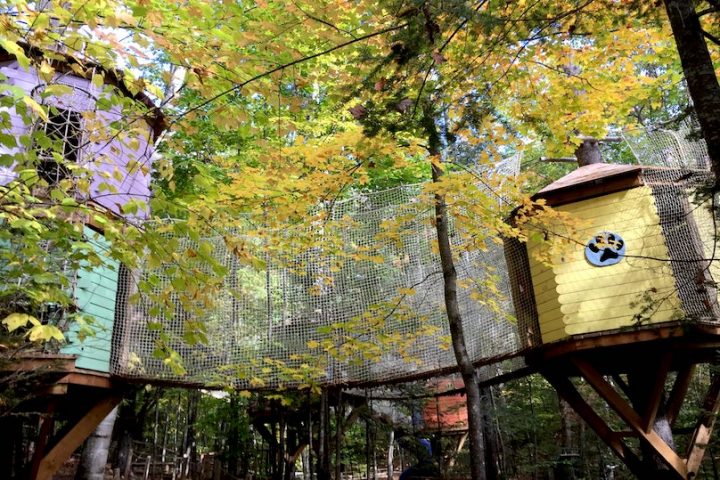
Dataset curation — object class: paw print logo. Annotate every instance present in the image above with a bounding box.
[585,232,626,267]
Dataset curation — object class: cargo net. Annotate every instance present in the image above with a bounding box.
[640,167,720,323]
[112,157,525,389]
[622,117,710,170]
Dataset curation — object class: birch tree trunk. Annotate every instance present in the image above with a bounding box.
[422,109,490,480]
[75,406,119,480]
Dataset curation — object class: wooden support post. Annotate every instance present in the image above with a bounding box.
[544,370,645,478]
[572,357,687,479]
[686,374,720,477]
[29,401,56,480]
[641,353,673,433]
[34,393,121,480]
[667,365,696,427]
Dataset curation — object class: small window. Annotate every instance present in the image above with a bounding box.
[35,107,83,185]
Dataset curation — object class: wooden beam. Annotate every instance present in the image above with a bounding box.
[572,357,687,479]
[29,401,56,480]
[56,372,113,389]
[537,325,720,361]
[667,365,696,427]
[38,384,68,396]
[543,370,645,477]
[1,356,77,374]
[34,393,121,480]
[641,353,673,433]
[686,374,720,477]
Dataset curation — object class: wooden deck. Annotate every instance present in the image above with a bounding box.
[1,353,124,480]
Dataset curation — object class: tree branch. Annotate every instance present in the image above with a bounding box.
[172,22,409,124]
[702,28,720,46]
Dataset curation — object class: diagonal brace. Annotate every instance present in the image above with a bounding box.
[572,357,687,479]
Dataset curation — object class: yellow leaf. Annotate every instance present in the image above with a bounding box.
[27,324,65,342]
[2,313,36,332]
[39,62,55,83]
[23,97,48,122]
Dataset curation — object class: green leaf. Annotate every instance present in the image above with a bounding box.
[42,84,74,98]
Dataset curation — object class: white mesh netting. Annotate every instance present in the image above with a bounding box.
[112,157,524,389]
[622,118,710,170]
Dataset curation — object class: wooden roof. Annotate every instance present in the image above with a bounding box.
[533,163,644,206]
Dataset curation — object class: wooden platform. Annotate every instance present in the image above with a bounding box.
[527,323,720,479]
[1,354,124,480]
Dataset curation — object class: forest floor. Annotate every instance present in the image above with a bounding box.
[54,457,115,480]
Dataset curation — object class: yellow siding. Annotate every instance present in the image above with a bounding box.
[528,186,683,343]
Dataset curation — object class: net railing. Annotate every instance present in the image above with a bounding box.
[622,118,710,170]
[112,157,523,389]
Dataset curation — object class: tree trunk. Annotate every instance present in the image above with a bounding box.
[303,443,312,480]
[227,392,240,478]
[626,370,676,479]
[556,397,577,480]
[75,406,119,480]
[663,0,720,186]
[335,391,342,480]
[183,390,200,479]
[480,387,501,479]
[422,109,490,480]
[387,430,394,480]
[317,389,331,480]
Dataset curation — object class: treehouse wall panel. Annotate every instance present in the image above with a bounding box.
[529,186,682,343]
[0,61,154,218]
[60,227,119,372]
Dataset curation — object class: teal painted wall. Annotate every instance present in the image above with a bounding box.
[60,227,119,372]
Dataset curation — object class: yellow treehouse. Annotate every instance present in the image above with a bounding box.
[508,140,719,347]
[506,139,720,479]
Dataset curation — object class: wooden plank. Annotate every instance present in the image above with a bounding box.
[564,309,680,335]
[558,278,677,304]
[572,357,687,478]
[667,365,696,427]
[34,394,122,480]
[560,200,657,223]
[60,227,119,374]
[556,267,677,295]
[29,401,56,480]
[56,372,113,389]
[555,256,674,285]
[686,374,720,476]
[536,325,720,361]
[554,246,673,275]
[0,355,77,373]
[560,289,681,315]
[557,187,652,213]
[538,175,643,207]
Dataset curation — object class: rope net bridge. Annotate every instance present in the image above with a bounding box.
[111,122,714,390]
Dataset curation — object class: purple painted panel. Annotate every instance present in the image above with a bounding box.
[0,60,157,219]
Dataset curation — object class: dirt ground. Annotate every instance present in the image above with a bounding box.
[53,457,115,480]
